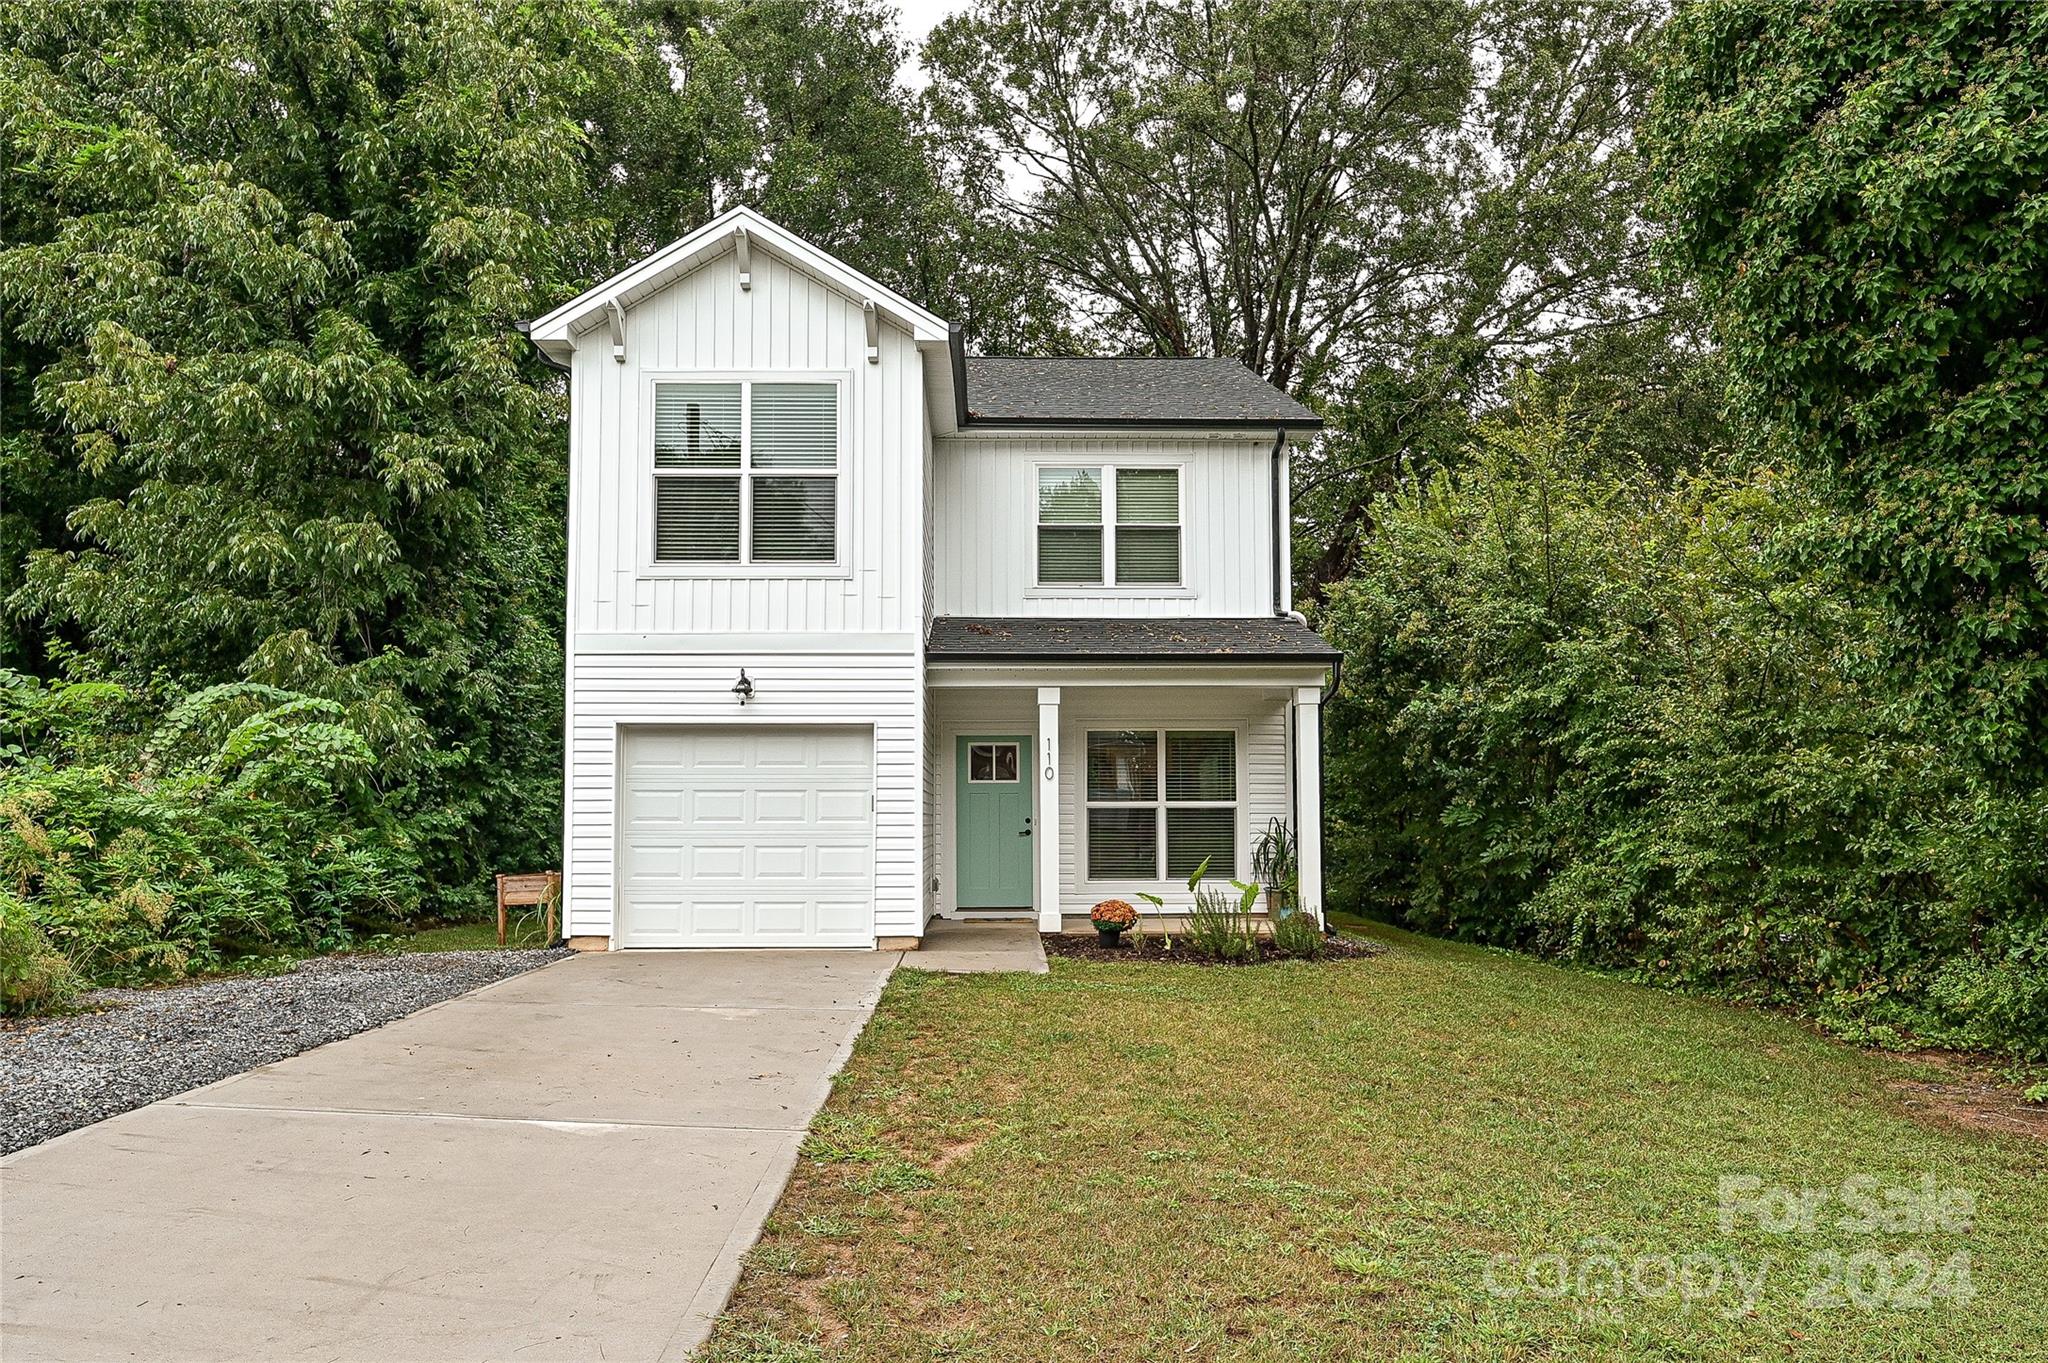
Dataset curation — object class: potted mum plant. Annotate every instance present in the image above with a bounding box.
[1089,898,1139,947]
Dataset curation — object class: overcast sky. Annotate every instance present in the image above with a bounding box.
[889,0,961,88]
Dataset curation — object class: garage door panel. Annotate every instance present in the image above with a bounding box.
[751,902,810,935]
[814,730,871,765]
[815,843,871,878]
[686,789,746,822]
[621,845,687,879]
[684,843,746,880]
[815,900,868,934]
[689,734,750,768]
[617,727,874,948]
[753,844,810,879]
[752,789,810,824]
[815,789,869,823]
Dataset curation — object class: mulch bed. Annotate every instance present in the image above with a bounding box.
[1041,931,1381,966]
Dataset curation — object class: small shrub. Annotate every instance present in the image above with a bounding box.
[1183,862,1261,962]
[0,895,84,1012]
[1269,902,1324,959]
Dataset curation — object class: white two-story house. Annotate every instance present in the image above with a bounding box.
[520,208,1336,950]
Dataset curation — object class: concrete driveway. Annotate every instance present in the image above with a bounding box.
[0,949,899,1362]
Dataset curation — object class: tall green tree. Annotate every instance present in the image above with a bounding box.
[923,0,1699,594]
[0,0,688,906]
[1647,0,2048,775]
[637,0,1077,351]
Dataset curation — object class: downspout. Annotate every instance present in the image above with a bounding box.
[515,317,572,945]
[1270,426,1287,617]
[1270,424,1343,931]
[949,323,970,430]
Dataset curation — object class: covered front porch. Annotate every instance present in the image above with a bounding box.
[924,656,1329,933]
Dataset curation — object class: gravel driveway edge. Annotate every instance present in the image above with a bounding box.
[1,948,572,1155]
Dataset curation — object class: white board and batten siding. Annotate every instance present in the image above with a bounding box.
[933,432,1280,618]
[569,248,926,636]
[562,242,927,945]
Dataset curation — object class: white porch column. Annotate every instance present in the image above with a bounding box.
[1293,686,1325,925]
[1036,686,1062,932]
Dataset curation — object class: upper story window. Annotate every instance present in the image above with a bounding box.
[1036,466,1181,587]
[654,380,838,564]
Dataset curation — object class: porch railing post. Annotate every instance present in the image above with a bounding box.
[1036,686,1062,933]
[1293,686,1325,926]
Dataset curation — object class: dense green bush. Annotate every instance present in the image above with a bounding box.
[1318,390,2048,1059]
[0,671,420,1010]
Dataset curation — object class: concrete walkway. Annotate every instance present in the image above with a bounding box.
[0,949,899,1363]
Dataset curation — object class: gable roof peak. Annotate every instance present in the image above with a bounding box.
[522,206,951,359]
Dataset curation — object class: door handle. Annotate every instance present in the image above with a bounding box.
[1019,816,1033,838]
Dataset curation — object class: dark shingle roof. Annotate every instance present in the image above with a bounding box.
[961,356,1319,429]
[927,616,1339,663]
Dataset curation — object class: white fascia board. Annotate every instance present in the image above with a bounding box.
[526,205,951,350]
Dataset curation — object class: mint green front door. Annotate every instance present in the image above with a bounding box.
[956,735,1034,909]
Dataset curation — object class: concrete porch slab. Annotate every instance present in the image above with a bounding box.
[900,918,1048,974]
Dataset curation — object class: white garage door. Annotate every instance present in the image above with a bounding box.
[616,726,874,948]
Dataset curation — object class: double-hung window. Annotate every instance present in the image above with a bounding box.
[1036,466,1180,586]
[1084,729,1236,880]
[653,379,839,564]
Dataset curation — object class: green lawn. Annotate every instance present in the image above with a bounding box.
[703,919,2047,1363]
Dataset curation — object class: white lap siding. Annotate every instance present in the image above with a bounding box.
[564,651,921,943]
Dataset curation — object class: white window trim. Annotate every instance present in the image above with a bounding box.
[640,369,851,578]
[1032,461,1185,591]
[1081,726,1241,884]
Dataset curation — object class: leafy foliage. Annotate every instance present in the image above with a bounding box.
[1646,0,2048,776]
[0,671,421,1010]
[1318,388,2047,1058]
[925,0,1704,596]
[0,0,677,910]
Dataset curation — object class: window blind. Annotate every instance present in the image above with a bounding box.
[751,382,837,467]
[1166,808,1234,877]
[751,478,836,561]
[653,379,836,564]
[1087,730,1157,802]
[1115,468,1180,584]
[655,479,739,561]
[1085,729,1237,880]
[654,384,741,468]
[1088,808,1159,878]
[1166,730,1234,801]
[1038,467,1104,584]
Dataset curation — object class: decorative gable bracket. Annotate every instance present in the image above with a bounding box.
[863,301,880,365]
[734,227,752,291]
[606,299,627,364]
